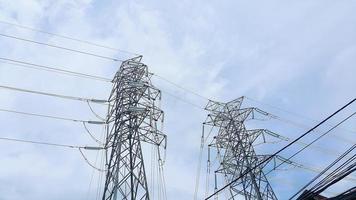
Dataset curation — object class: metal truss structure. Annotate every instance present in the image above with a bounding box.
[102,57,166,200]
[203,97,278,200]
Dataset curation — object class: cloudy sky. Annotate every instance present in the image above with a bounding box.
[0,0,355,200]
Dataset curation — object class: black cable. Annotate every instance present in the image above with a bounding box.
[295,146,356,200]
[0,19,140,56]
[308,154,356,196]
[205,98,356,199]
[315,158,356,195]
[0,57,112,82]
[0,84,107,104]
[265,112,356,177]
[290,145,356,199]
[0,33,123,62]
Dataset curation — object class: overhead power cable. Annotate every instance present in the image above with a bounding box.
[264,112,356,178]
[0,19,140,56]
[205,98,356,199]
[245,96,356,134]
[0,84,107,104]
[273,155,356,182]
[0,33,123,62]
[0,135,83,149]
[0,108,105,124]
[268,113,355,145]
[144,74,356,140]
[0,135,105,173]
[153,73,210,101]
[0,57,112,82]
[160,88,205,110]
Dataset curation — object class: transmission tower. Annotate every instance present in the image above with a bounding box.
[102,57,166,200]
[203,97,278,200]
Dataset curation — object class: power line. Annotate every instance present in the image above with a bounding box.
[0,57,112,82]
[205,98,356,199]
[79,147,106,172]
[0,136,82,149]
[269,155,356,183]
[291,144,356,199]
[265,112,356,177]
[0,135,105,172]
[149,74,356,140]
[0,108,105,124]
[153,73,210,101]
[269,113,356,145]
[0,58,214,110]
[0,33,123,62]
[160,88,205,110]
[0,19,140,56]
[245,96,356,134]
[0,84,107,104]
[158,87,351,157]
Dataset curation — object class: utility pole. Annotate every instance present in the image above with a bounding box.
[203,97,277,200]
[102,57,166,200]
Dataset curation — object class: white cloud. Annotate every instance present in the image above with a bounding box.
[0,0,355,199]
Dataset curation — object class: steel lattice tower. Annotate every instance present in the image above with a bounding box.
[204,97,278,200]
[102,57,166,200]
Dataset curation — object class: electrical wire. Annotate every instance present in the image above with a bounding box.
[0,84,107,104]
[85,141,101,200]
[153,73,210,101]
[0,107,102,124]
[260,130,345,157]
[96,124,107,200]
[148,73,356,142]
[0,107,106,147]
[160,88,205,110]
[0,19,140,56]
[264,112,356,177]
[0,135,82,149]
[0,33,123,62]
[205,98,356,199]
[79,147,106,172]
[84,125,107,200]
[152,74,356,148]
[269,114,356,145]
[0,57,112,82]
[194,125,207,200]
[272,155,356,182]
[0,136,106,177]
[245,96,356,134]
[82,122,104,145]
[87,101,106,121]
[291,145,356,199]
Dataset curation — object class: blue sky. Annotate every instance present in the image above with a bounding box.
[0,0,355,199]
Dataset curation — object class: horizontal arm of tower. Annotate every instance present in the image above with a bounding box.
[140,129,167,148]
[204,106,275,127]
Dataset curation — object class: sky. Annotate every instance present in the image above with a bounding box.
[0,0,355,200]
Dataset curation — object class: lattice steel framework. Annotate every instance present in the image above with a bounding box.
[204,97,278,200]
[102,57,166,200]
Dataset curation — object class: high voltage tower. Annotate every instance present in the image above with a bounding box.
[102,57,167,200]
[203,97,278,200]
[0,19,355,200]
